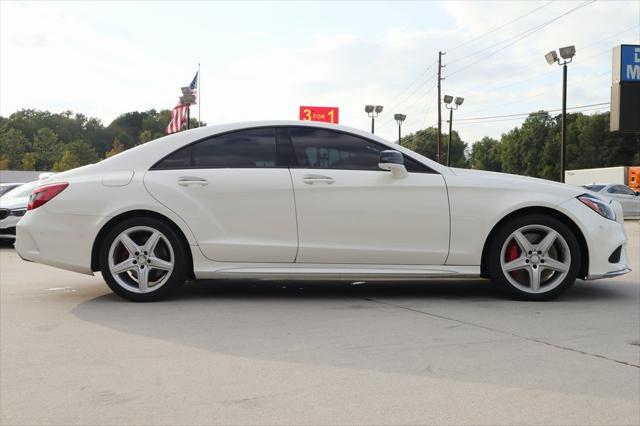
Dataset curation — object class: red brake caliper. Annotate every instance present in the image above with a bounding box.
[505,240,520,278]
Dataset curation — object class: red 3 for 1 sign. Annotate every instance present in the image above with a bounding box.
[299,106,339,124]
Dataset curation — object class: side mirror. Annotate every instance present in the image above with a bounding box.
[378,150,408,178]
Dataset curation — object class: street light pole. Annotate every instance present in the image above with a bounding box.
[443,95,464,167]
[545,45,575,183]
[447,108,453,167]
[561,62,568,183]
[394,114,406,144]
[365,105,383,135]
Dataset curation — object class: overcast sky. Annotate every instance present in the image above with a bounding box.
[1,0,638,144]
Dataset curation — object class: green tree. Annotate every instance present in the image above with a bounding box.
[470,137,502,171]
[22,152,37,170]
[0,155,10,169]
[32,127,64,170]
[139,130,153,144]
[53,149,81,172]
[106,138,125,157]
[65,140,99,165]
[401,127,468,167]
[0,127,30,169]
[401,127,438,160]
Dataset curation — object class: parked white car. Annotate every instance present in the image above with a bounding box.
[0,181,41,241]
[16,121,630,301]
[582,183,640,219]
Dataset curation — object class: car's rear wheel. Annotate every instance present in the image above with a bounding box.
[99,217,187,302]
[487,214,581,301]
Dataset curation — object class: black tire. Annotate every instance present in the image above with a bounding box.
[99,217,188,302]
[486,214,581,301]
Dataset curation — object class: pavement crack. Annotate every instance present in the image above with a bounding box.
[363,297,640,369]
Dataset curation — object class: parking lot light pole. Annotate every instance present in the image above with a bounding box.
[365,105,383,134]
[443,95,464,167]
[394,114,406,144]
[545,45,575,183]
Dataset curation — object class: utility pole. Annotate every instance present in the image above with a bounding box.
[437,51,445,164]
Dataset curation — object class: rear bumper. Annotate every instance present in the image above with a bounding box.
[15,209,105,275]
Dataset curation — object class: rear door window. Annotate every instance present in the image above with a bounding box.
[153,128,276,169]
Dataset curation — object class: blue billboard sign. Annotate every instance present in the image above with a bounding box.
[618,44,640,82]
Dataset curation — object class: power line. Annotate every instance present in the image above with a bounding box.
[454,107,610,125]
[454,102,610,122]
[446,1,554,53]
[445,0,596,79]
[446,0,594,68]
[375,80,438,132]
[452,24,639,99]
[457,24,638,96]
[384,60,438,108]
[454,69,611,117]
[388,72,437,111]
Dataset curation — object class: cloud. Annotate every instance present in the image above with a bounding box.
[1,0,638,145]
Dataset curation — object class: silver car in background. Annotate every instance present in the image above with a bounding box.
[0,181,40,241]
[0,183,24,196]
[582,183,640,219]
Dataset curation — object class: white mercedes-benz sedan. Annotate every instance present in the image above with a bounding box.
[16,121,630,301]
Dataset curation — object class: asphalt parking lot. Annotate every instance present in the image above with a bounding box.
[1,221,639,426]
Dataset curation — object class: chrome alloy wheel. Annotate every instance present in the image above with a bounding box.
[107,226,174,293]
[499,224,571,294]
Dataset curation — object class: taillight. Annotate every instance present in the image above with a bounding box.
[27,183,69,211]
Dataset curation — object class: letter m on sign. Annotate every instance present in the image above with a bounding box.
[627,65,640,80]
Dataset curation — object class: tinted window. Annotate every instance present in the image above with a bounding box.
[193,128,276,168]
[608,185,635,195]
[288,127,431,173]
[153,128,276,169]
[155,145,192,169]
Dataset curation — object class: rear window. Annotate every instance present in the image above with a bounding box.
[153,128,276,169]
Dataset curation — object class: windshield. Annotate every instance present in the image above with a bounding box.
[582,184,605,192]
[0,181,40,200]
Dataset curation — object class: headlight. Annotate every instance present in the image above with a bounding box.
[10,209,26,217]
[577,194,616,221]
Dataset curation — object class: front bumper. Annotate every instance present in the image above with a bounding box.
[560,198,631,280]
[0,216,20,240]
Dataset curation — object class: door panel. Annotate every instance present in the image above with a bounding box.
[144,169,297,262]
[290,169,450,265]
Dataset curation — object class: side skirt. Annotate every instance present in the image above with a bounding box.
[194,265,480,281]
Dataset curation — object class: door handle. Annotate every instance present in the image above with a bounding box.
[303,174,334,185]
[178,176,208,186]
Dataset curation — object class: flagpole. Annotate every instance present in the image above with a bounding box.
[198,62,201,127]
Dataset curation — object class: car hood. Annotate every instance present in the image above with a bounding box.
[0,196,29,210]
[448,168,587,199]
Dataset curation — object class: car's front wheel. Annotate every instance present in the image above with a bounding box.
[99,217,188,302]
[487,214,581,301]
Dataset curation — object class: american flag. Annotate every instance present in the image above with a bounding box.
[189,71,198,101]
[166,104,189,134]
